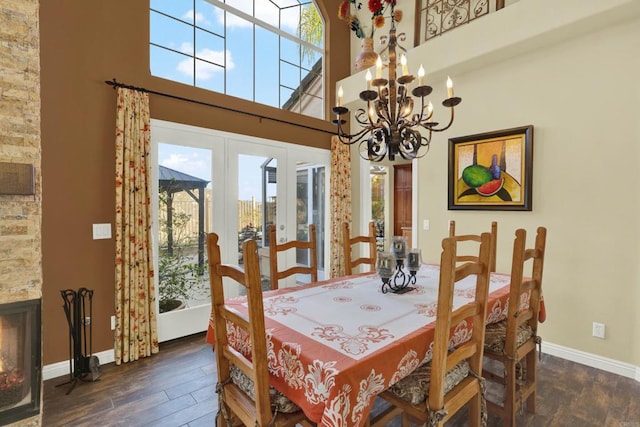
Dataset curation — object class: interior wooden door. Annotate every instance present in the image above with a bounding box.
[393,164,412,239]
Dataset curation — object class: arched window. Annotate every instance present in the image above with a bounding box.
[150,0,325,119]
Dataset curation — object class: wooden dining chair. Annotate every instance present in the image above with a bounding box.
[267,224,318,290]
[207,233,313,427]
[342,221,377,275]
[482,227,547,427]
[449,219,497,272]
[371,232,493,427]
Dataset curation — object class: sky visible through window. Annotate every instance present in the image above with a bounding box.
[150,0,322,112]
[159,143,268,201]
[153,1,322,201]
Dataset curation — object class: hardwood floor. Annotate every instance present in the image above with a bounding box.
[42,332,640,426]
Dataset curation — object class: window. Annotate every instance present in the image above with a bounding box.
[150,0,324,119]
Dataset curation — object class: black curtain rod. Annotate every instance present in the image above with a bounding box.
[104,78,335,135]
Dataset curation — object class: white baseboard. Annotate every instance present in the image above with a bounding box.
[42,342,640,383]
[542,341,639,381]
[42,348,115,381]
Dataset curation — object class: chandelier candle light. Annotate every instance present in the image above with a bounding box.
[333,3,462,162]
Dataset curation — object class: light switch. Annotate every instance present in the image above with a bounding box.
[423,219,430,230]
[93,223,112,240]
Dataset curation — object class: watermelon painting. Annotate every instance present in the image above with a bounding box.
[476,178,504,196]
[458,163,511,201]
[448,126,533,211]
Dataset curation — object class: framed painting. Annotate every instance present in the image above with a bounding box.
[448,125,533,211]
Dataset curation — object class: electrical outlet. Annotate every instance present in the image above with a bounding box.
[592,322,605,339]
[84,316,91,325]
[111,315,116,330]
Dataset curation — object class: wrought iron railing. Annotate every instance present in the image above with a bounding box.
[415,0,507,45]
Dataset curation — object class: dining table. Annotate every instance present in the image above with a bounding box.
[205,263,544,427]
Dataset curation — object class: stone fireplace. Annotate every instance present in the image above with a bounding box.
[0,0,43,426]
[0,300,41,425]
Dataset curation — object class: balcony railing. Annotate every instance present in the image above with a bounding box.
[415,0,508,45]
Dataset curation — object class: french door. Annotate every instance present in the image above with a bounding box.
[228,142,328,288]
[151,120,329,341]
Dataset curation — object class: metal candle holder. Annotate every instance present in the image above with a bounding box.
[377,238,421,294]
[381,259,417,294]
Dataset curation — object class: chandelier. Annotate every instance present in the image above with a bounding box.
[332,6,462,162]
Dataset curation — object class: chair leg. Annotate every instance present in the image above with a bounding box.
[525,350,537,414]
[401,413,412,427]
[370,402,403,427]
[505,358,517,427]
[468,393,482,427]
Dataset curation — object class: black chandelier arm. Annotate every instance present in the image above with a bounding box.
[333,110,374,146]
[398,92,414,120]
[360,139,386,162]
[415,134,432,156]
[354,108,372,126]
[407,91,433,127]
[397,127,431,159]
[430,98,462,133]
[395,32,408,52]
[360,128,390,162]
[337,126,372,146]
[401,110,434,142]
[375,100,392,125]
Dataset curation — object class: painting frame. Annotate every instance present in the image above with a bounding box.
[448,125,533,211]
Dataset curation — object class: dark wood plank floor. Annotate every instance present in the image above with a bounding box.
[42,332,640,426]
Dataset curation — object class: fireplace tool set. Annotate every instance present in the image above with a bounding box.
[57,288,101,395]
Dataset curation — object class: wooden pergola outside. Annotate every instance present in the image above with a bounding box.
[159,165,209,270]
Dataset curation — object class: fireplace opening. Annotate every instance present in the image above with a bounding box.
[0,299,41,425]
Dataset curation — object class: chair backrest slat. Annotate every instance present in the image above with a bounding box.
[449,220,498,272]
[268,224,318,289]
[343,221,377,275]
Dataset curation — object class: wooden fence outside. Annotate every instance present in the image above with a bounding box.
[158,190,263,246]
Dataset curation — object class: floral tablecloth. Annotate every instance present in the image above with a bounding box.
[206,264,531,426]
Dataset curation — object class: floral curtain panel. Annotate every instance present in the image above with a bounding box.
[329,135,352,278]
[114,87,159,364]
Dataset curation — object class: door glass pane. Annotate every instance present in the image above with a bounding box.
[296,169,309,267]
[157,143,212,313]
[237,154,276,292]
[296,162,325,283]
[263,158,278,248]
[371,165,387,252]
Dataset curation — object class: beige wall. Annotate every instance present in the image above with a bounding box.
[420,17,640,366]
[342,0,640,370]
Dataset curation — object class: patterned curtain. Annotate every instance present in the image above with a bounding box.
[114,88,159,364]
[329,136,352,278]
